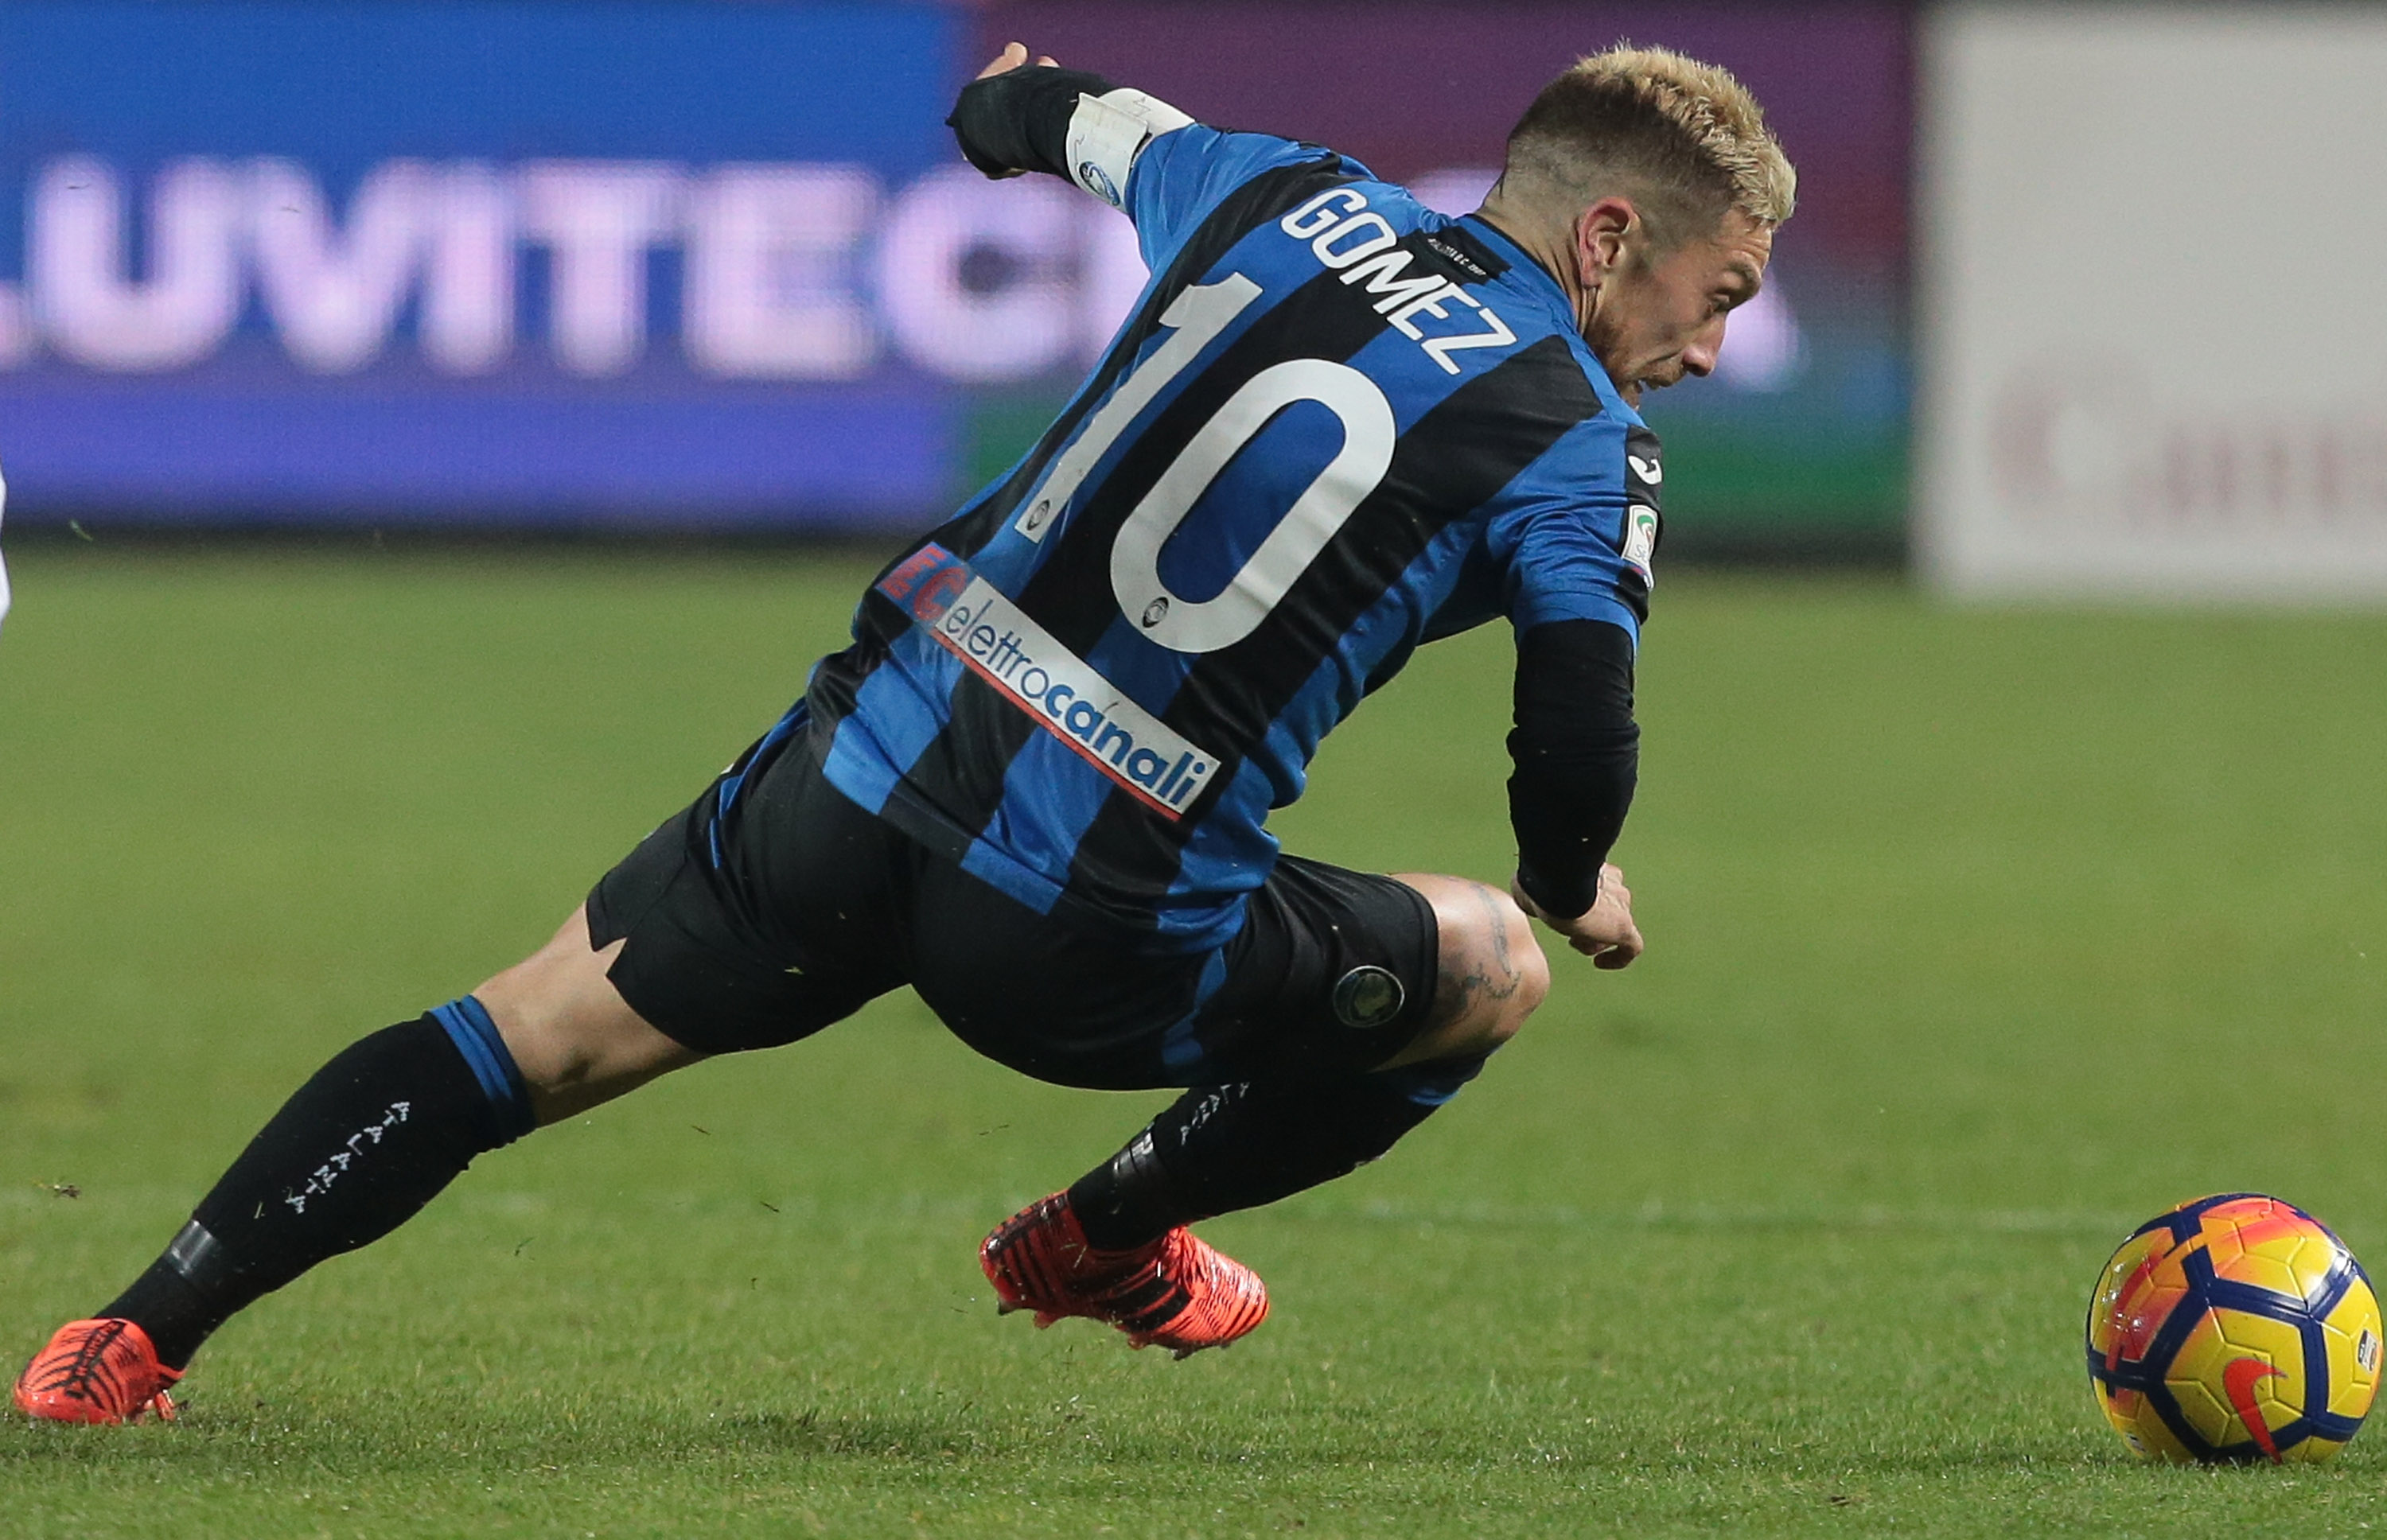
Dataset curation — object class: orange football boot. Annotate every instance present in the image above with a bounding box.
[13,1319,181,1425]
[980,1193,1269,1359]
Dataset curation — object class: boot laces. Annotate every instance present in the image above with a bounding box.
[35,1320,132,1406]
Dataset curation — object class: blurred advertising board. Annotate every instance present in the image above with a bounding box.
[1921,5,2387,597]
[0,1,1909,542]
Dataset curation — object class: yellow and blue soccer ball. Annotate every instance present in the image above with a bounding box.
[2087,1193,2381,1463]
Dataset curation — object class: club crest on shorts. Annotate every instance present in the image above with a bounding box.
[1332,965,1405,1029]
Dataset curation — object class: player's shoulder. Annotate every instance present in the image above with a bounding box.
[1130,123,1365,214]
[1171,122,1377,178]
[1505,397,1660,526]
[1552,383,1655,466]
[1121,123,1373,273]
[1471,341,1660,539]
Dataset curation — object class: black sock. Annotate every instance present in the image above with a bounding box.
[103,1000,535,1369]
[1068,1056,1489,1251]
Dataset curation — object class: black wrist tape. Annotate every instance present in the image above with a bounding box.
[946,64,1119,178]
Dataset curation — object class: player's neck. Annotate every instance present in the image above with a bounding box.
[1470,203,1593,335]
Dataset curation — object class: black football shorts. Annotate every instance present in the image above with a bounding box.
[585,711,1441,1089]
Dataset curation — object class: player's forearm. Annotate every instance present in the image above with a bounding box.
[1507,619,1640,920]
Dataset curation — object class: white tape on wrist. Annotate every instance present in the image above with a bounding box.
[1065,88,1194,208]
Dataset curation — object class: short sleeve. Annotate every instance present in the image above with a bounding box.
[1123,126,1341,274]
[1485,415,1660,645]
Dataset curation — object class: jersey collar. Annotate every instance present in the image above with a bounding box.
[1458,214,1576,330]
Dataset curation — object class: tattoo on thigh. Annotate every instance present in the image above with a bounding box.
[1433,883,1523,1025]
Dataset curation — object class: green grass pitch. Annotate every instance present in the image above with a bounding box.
[4,545,2385,1537]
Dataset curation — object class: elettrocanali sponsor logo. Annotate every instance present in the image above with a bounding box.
[878,544,1218,819]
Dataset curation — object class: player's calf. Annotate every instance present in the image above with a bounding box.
[36,1002,539,1387]
[1006,1059,1499,1357]
[15,906,695,1412]
[1055,872,1548,1258]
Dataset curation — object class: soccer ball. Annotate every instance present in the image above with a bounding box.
[2086,1193,2381,1463]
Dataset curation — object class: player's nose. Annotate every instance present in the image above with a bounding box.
[1680,316,1727,379]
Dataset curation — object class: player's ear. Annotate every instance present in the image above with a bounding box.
[1575,197,1636,290]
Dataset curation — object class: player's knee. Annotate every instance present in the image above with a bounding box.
[474,907,699,1118]
[1474,896,1549,1049]
[1508,903,1552,1025]
[1387,876,1548,1066]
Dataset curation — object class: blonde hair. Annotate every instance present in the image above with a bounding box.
[1499,45,1796,243]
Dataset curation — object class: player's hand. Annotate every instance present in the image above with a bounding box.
[964,43,1062,180]
[975,41,1057,80]
[1512,863,1644,970]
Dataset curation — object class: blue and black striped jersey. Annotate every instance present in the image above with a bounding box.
[808,121,1660,947]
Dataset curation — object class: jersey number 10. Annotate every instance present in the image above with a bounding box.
[1014,274,1397,655]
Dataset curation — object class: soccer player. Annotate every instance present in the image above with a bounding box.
[15,41,1792,1423]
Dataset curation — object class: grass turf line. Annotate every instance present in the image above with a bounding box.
[3,546,2385,1537]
